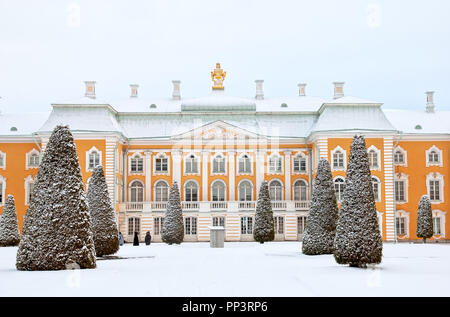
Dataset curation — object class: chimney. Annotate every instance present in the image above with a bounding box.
[84,81,96,99]
[333,82,345,99]
[255,80,264,100]
[425,91,435,113]
[298,83,306,96]
[130,84,139,98]
[172,80,181,100]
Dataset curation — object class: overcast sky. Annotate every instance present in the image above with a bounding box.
[0,0,449,113]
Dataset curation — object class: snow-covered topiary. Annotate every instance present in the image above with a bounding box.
[302,159,338,255]
[253,181,275,243]
[416,195,433,243]
[87,165,119,256]
[333,135,383,268]
[0,195,20,247]
[161,182,184,244]
[16,125,96,270]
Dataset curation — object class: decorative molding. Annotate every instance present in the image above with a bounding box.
[394,146,407,167]
[330,145,346,171]
[426,172,444,204]
[432,210,446,238]
[24,175,34,206]
[394,173,409,204]
[0,151,6,170]
[183,153,201,176]
[367,145,381,171]
[396,210,410,239]
[153,152,170,176]
[292,151,308,174]
[0,175,6,205]
[85,146,102,172]
[128,152,144,175]
[210,152,227,176]
[267,152,283,175]
[426,145,443,167]
[25,148,40,170]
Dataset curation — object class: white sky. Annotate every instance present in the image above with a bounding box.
[0,0,449,113]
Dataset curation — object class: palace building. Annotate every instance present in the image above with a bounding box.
[0,63,449,243]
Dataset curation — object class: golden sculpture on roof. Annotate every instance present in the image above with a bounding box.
[211,62,226,90]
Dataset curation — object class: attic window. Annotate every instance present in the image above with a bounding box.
[10,127,17,131]
[150,104,157,109]
[415,125,423,130]
[281,103,288,108]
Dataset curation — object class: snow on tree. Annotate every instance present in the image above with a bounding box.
[161,182,184,245]
[302,159,338,255]
[87,165,119,256]
[16,125,96,270]
[416,195,433,243]
[0,195,20,247]
[333,135,383,268]
[253,181,275,243]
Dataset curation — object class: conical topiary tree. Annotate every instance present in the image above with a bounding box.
[16,125,96,270]
[253,181,275,243]
[333,135,383,268]
[0,195,20,246]
[161,182,184,244]
[302,159,338,255]
[87,165,120,256]
[416,195,433,243]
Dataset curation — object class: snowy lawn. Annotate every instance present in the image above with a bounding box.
[1,242,449,296]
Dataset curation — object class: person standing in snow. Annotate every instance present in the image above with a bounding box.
[118,232,124,246]
[145,231,151,245]
[133,232,139,246]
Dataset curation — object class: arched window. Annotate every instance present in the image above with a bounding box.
[238,180,253,201]
[268,155,282,173]
[211,180,226,201]
[372,177,381,201]
[334,177,345,202]
[269,180,283,201]
[184,181,198,202]
[185,155,198,174]
[130,154,143,173]
[293,179,308,201]
[89,150,100,169]
[130,180,144,202]
[155,181,169,202]
[332,150,344,169]
[238,154,252,174]
[212,154,226,174]
[368,150,378,169]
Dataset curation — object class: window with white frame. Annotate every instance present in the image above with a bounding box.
[268,154,282,173]
[426,146,443,167]
[185,154,199,174]
[274,216,284,234]
[25,176,35,205]
[293,154,307,173]
[211,180,226,201]
[238,180,253,201]
[269,180,283,201]
[155,180,169,202]
[394,174,408,203]
[433,216,442,236]
[238,154,252,174]
[372,177,381,202]
[130,154,144,173]
[212,154,226,174]
[394,147,407,165]
[368,147,380,169]
[297,216,307,235]
[0,151,5,169]
[427,173,444,203]
[334,177,345,202]
[154,217,163,235]
[396,217,406,235]
[0,179,4,205]
[26,149,40,169]
[129,180,144,202]
[212,216,225,227]
[87,147,101,170]
[331,146,346,170]
[184,181,198,202]
[395,210,410,238]
[240,216,253,234]
[128,217,140,236]
[185,217,197,235]
[154,154,169,173]
[293,179,308,201]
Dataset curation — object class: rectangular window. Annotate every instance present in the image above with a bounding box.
[131,158,143,173]
[155,158,168,172]
[0,182,3,204]
[27,182,34,205]
[394,180,405,202]
[128,217,140,236]
[212,216,225,227]
[297,216,307,235]
[154,217,163,235]
[433,217,441,235]
[185,217,197,235]
[240,217,253,234]
[239,157,251,174]
[274,216,284,234]
[333,152,344,168]
[0,155,4,167]
[396,217,406,235]
[429,180,440,201]
[293,157,306,172]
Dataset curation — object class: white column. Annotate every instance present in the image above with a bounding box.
[172,150,182,186]
[255,150,265,190]
[383,137,395,242]
[284,150,292,201]
[202,151,209,201]
[144,151,152,201]
[228,151,236,201]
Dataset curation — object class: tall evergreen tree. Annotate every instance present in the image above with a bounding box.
[333,135,382,268]
[16,125,96,270]
[87,165,120,256]
[161,182,184,244]
[0,195,20,247]
[302,159,338,255]
[416,195,433,243]
[253,181,275,243]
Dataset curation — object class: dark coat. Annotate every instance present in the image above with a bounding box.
[133,232,139,246]
[145,232,152,245]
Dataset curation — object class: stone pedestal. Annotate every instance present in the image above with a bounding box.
[209,226,225,248]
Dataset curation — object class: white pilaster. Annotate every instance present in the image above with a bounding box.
[144,151,152,201]
[228,151,236,201]
[202,151,209,201]
[172,150,182,186]
[284,150,292,200]
[105,137,117,203]
[383,137,395,241]
[256,150,265,189]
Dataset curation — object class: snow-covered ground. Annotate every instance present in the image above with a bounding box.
[1,242,449,296]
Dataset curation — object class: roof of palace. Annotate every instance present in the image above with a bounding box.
[1,89,449,139]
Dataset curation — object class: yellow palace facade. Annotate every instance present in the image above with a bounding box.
[0,64,449,243]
